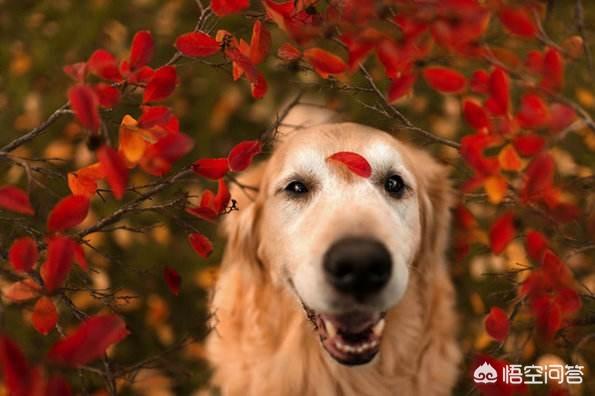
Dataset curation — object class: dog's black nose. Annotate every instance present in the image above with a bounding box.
[323,237,392,297]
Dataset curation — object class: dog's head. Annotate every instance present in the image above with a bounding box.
[222,122,451,366]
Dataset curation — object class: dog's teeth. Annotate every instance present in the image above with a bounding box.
[325,320,337,338]
[372,319,385,337]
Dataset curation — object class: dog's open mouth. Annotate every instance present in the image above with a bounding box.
[304,306,386,366]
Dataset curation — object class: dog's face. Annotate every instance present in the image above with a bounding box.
[254,123,426,366]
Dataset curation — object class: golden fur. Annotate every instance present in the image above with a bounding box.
[206,121,461,395]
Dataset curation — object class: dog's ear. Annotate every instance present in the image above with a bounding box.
[219,162,267,275]
[404,146,454,265]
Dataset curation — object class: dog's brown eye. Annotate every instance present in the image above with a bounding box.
[285,181,308,195]
[384,175,405,196]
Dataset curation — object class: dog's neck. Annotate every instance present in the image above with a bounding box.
[206,259,460,395]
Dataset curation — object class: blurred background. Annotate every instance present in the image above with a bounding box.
[0,0,594,395]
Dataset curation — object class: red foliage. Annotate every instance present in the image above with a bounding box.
[211,0,249,16]
[129,31,154,71]
[143,66,177,103]
[98,146,129,200]
[484,307,510,342]
[499,6,538,38]
[8,237,38,273]
[163,266,182,296]
[40,236,77,293]
[192,158,229,180]
[68,84,101,132]
[48,314,129,366]
[422,66,466,93]
[227,140,262,172]
[176,32,221,57]
[188,232,214,258]
[47,195,90,233]
[0,186,35,215]
[489,212,516,254]
[303,48,347,79]
[32,296,58,335]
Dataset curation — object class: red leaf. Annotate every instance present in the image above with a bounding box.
[175,32,221,58]
[303,48,347,79]
[192,158,229,180]
[327,152,372,178]
[462,100,489,130]
[48,314,129,366]
[187,205,218,222]
[8,237,38,273]
[499,7,538,38]
[250,74,268,99]
[98,146,129,200]
[387,72,416,103]
[513,134,545,157]
[487,68,510,115]
[470,69,489,93]
[138,105,173,129]
[278,42,302,61]
[73,243,88,271]
[531,296,562,339]
[163,266,181,296]
[63,62,87,82]
[40,237,76,293]
[484,307,509,342]
[140,132,194,176]
[214,179,231,213]
[541,249,572,290]
[460,133,499,176]
[520,153,555,203]
[143,65,177,103]
[87,49,122,81]
[129,31,154,71]
[68,84,100,132]
[489,212,516,254]
[549,103,576,132]
[0,186,34,216]
[32,296,58,335]
[422,66,466,93]
[0,336,32,396]
[211,0,249,16]
[525,230,549,261]
[47,195,90,233]
[540,48,564,91]
[93,83,120,108]
[46,376,72,396]
[516,93,549,129]
[250,20,271,65]
[188,232,214,258]
[525,50,543,73]
[228,140,262,172]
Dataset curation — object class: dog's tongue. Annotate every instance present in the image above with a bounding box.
[320,311,380,333]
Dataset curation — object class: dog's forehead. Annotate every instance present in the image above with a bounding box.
[273,123,414,177]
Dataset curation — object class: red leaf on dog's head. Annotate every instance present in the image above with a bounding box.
[214,179,231,213]
[129,31,154,71]
[462,100,489,130]
[520,153,555,203]
[486,68,510,115]
[175,32,221,58]
[516,93,549,129]
[489,212,516,254]
[41,236,76,293]
[211,0,249,16]
[68,84,101,132]
[8,237,38,273]
[188,233,214,258]
[98,146,129,200]
[499,7,538,38]
[422,66,466,94]
[143,65,177,103]
[327,152,372,178]
[525,230,549,261]
[278,42,302,61]
[0,186,34,216]
[32,296,58,335]
[540,48,564,91]
[47,195,90,233]
[0,336,32,396]
[387,72,416,103]
[87,49,122,81]
[513,134,545,157]
[93,83,120,108]
[163,266,181,296]
[192,158,230,180]
[48,314,129,366]
[303,48,347,79]
[228,140,262,172]
[484,307,509,342]
[250,20,271,65]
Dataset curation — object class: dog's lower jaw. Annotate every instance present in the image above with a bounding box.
[206,264,461,396]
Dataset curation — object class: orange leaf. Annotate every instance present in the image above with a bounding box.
[484,175,507,204]
[32,296,58,335]
[118,115,148,165]
[498,145,522,171]
[303,48,347,79]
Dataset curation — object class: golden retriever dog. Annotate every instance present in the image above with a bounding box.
[206,107,461,395]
